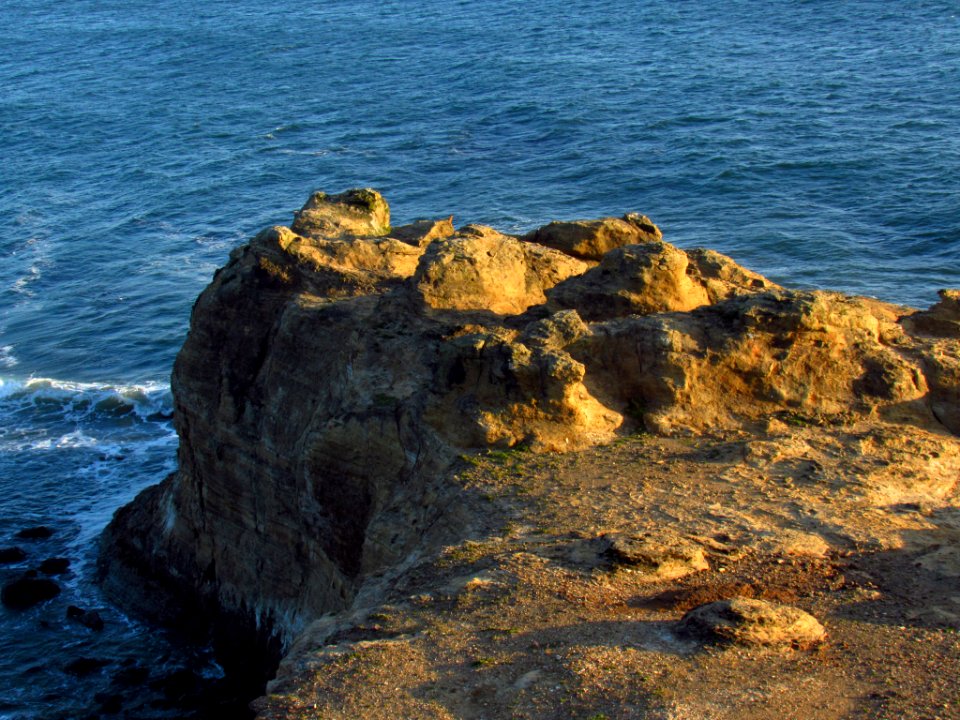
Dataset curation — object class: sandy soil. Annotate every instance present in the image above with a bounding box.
[254,422,960,720]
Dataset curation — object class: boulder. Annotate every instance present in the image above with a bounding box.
[685,247,778,302]
[65,657,112,677]
[111,664,150,686]
[0,547,26,563]
[678,597,826,649]
[523,214,662,261]
[67,605,105,631]
[413,224,588,315]
[291,188,390,239]
[548,242,778,322]
[250,225,424,298]
[903,288,960,338]
[572,289,931,434]
[549,242,710,320]
[1,572,60,609]
[603,533,709,579]
[15,526,53,540]
[902,289,960,434]
[39,557,70,575]
[390,216,455,247]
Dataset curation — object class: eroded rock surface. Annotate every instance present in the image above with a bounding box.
[678,597,827,649]
[97,189,960,710]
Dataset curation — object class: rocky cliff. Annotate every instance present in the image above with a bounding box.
[98,190,960,712]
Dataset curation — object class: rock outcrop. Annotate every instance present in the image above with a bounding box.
[98,189,960,703]
[678,597,827,649]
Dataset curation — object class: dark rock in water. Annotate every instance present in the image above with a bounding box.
[39,557,70,575]
[150,668,200,702]
[94,692,124,714]
[0,547,26,563]
[111,664,150,686]
[64,657,112,677]
[15,526,53,540]
[1,574,60,609]
[67,605,105,631]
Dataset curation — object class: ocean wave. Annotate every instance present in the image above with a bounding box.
[0,376,173,422]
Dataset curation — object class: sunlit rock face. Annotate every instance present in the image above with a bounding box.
[99,188,959,658]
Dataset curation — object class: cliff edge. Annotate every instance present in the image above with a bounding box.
[99,190,960,717]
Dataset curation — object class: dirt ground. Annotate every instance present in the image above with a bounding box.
[253,422,960,720]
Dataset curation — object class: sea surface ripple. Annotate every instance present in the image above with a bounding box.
[0,1,958,717]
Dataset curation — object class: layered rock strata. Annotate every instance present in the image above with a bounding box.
[99,189,960,694]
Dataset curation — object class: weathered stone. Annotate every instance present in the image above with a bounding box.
[291,188,390,239]
[903,289,960,338]
[390,216,455,247]
[572,290,930,434]
[523,215,662,261]
[678,597,826,648]
[251,225,424,297]
[685,247,778,302]
[604,533,709,579]
[413,225,588,315]
[548,242,778,322]
[902,291,960,434]
[549,242,710,320]
[97,191,957,699]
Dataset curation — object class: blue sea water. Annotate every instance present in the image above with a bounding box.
[1,0,958,716]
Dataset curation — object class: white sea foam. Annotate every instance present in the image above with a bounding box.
[0,346,17,368]
[0,375,173,419]
[10,263,43,297]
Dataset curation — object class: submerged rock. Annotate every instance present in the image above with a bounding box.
[0,547,26,563]
[2,572,60,609]
[15,526,53,540]
[64,657,112,677]
[39,557,70,575]
[67,605,105,631]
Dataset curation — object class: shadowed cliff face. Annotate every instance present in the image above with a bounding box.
[98,189,960,686]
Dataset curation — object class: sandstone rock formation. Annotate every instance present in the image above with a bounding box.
[98,189,960,704]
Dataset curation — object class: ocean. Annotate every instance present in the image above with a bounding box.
[1,0,958,717]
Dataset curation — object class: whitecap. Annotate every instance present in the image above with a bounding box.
[0,377,25,400]
[0,346,18,368]
[0,376,174,428]
[53,429,103,449]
